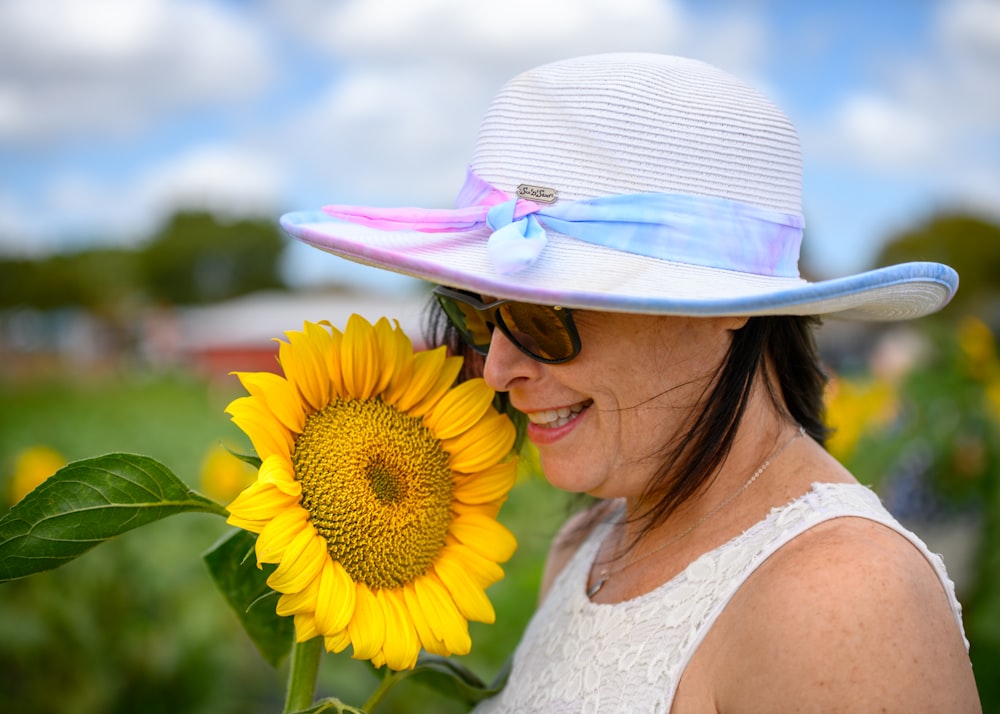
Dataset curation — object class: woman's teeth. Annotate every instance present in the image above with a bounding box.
[528,401,590,428]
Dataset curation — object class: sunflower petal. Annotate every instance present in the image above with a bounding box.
[276,571,322,616]
[445,411,516,473]
[381,328,416,406]
[320,323,347,398]
[257,454,302,497]
[314,559,356,635]
[226,481,298,532]
[402,583,449,656]
[226,396,294,460]
[255,507,310,564]
[433,558,496,624]
[393,346,448,412]
[413,575,471,655]
[348,584,385,661]
[342,314,381,400]
[267,527,327,593]
[453,459,517,505]
[281,325,331,412]
[293,613,319,642]
[422,378,496,440]
[324,628,352,654]
[450,512,517,563]
[232,371,306,434]
[441,543,505,588]
[371,318,398,397]
[407,355,464,418]
[377,589,420,670]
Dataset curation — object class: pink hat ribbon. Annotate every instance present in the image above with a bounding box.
[323,170,804,278]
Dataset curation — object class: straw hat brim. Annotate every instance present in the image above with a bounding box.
[282,210,958,321]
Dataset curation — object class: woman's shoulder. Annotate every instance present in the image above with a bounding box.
[708,514,980,711]
[537,498,619,603]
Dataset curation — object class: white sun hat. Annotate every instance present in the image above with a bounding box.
[281,53,957,320]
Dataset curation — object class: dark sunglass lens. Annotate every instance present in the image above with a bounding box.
[438,295,493,352]
[500,303,575,361]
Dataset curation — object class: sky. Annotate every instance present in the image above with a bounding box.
[1,0,998,294]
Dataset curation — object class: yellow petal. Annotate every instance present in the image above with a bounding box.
[303,321,338,403]
[407,355,464,418]
[445,411,516,473]
[293,614,319,642]
[341,314,380,400]
[348,584,385,661]
[381,329,416,406]
[449,512,517,563]
[256,506,310,564]
[393,346,448,412]
[257,454,302,497]
[422,378,495,440]
[371,318,399,397]
[413,574,471,655]
[453,459,517,505]
[226,396,294,460]
[324,628,352,654]
[267,527,327,593]
[402,583,449,656]
[280,325,330,412]
[276,572,321,616]
[232,371,305,434]
[314,559,356,635]
[441,543,505,588]
[226,480,298,531]
[377,589,420,670]
[319,322,347,399]
[433,558,495,624]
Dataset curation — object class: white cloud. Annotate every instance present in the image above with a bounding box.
[1,144,286,255]
[0,0,275,142]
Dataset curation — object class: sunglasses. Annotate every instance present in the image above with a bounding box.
[433,286,581,364]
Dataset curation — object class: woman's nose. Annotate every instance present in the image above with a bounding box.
[482,328,540,392]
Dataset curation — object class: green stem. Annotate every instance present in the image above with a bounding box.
[362,669,403,713]
[284,637,323,713]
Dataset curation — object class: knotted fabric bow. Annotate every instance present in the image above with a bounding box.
[323,170,804,277]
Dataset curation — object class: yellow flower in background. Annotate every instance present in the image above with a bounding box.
[825,376,899,462]
[225,316,517,670]
[8,445,66,505]
[200,444,257,503]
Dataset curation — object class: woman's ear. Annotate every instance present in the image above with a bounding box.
[723,315,750,332]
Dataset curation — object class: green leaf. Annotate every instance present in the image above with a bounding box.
[385,654,511,706]
[223,444,262,470]
[203,528,294,667]
[291,698,366,714]
[0,453,228,582]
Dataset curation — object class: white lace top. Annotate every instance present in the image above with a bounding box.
[473,482,967,714]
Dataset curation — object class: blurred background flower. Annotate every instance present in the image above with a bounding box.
[7,445,66,505]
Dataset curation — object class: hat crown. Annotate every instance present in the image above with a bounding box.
[470,53,802,216]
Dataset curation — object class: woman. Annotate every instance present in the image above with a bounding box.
[283,54,980,712]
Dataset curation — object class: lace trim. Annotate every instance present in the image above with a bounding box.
[472,482,966,714]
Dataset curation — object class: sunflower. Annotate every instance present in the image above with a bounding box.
[225,316,518,670]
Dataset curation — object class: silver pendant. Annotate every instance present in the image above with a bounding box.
[586,577,606,598]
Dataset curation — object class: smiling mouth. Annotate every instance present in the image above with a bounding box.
[526,400,592,429]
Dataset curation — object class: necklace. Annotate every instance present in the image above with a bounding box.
[587,425,805,599]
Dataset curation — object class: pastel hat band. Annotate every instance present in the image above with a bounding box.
[324,170,805,279]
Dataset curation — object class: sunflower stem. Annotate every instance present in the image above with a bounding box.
[284,637,323,713]
[362,669,402,713]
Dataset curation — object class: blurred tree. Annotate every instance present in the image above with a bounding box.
[0,212,288,310]
[0,249,139,311]
[141,213,286,305]
[876,213,1000,314]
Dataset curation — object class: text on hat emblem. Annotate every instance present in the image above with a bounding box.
[516,184,558,203]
